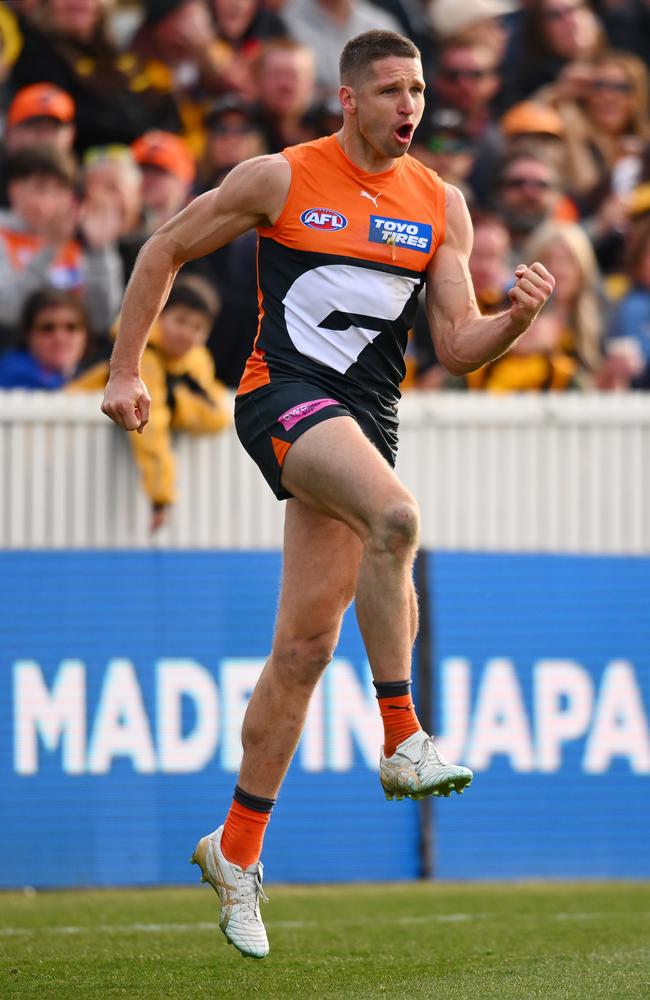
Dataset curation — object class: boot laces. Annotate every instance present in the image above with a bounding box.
[424,737,448,767]
[233,864,269,918]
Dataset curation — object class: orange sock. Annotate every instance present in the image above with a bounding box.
[378,693,421,758]
[221,788,274,869]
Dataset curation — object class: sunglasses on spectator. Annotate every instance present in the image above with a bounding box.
[542,2,585,21]
[590,79,633,95]
[441,68,494,82]
[502,177,554,191]
[31,321,85,335]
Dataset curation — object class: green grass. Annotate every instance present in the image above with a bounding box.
[1,882,649,999]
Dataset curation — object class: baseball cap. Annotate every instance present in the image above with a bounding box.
[205,96,259,130]
[131,131,196,185]
[500,102,565,138]
[429,0,519,38]
[7,83,75,128]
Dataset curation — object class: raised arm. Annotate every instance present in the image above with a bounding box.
[102,153,291,432]
[426,184,555,376]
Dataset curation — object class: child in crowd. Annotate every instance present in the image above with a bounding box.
[70,277,231,532]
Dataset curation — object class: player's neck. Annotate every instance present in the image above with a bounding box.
[335,128,399,176]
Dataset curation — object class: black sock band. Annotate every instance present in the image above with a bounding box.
[373,679,412,699]
[234,784,276,814]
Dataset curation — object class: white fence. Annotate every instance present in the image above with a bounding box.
[1,390,650,552]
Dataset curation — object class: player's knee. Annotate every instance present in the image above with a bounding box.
[273,631,337,686]
[369,499,420,557]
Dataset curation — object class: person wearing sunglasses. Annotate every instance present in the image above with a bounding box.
[494,150,564,260]
[433,42,502,142]
[544,50,650,202]
[0,287,90,388]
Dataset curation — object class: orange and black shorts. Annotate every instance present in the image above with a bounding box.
[234,379,398,500]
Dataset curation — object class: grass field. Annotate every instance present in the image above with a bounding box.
[1,881,649,999]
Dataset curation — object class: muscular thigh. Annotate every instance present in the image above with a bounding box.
[274,497,362,645]
[281,416,415,543]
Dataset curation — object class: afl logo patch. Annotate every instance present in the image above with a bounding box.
[300,208,348,231]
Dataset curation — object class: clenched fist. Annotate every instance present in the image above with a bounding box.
[101,368,151,433]
[508,262,555,332]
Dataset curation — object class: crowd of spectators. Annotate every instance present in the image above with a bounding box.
[0,0,649,513]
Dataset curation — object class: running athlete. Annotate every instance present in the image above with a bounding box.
[102,31,554,960]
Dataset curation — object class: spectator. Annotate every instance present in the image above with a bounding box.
[468,98,568,207]
[8,0,181,154]
[0,147,123,344]
[283,0,402,98]
[132,129,196,233]
[210,0,287,56]
[524,220,605,383]
[507,0,605,105]
[469,212,513,313]
[254,38,318,152]
[199,95,266,190]
[493,150,567,260]
[499,100,566,159]
[538,50,649,203]
[429,0,519,67]
[411,108,476,200]
[430,41,503,142]
[0,82,76,206]
[70,277,231,532]
[602,217,650,388]
[133,0,260,140]
[82,144,143,280]
[4,82,76,155]
[465,221,598,393]
[0,286,90,388]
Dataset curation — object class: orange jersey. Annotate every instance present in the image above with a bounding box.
[238,134,445,404]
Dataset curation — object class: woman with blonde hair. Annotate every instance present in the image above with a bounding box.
[524,221,605,381]
[531,48,649,220]
[465,222,604,393]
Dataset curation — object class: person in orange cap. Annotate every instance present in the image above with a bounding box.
[5,83,76,156]
[1,83,78,209]
[132,130,197,233]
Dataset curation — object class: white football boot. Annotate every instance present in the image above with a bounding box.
[190,825,269,959]
[380,729,473,800]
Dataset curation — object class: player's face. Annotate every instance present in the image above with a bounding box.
[352,57,425,160]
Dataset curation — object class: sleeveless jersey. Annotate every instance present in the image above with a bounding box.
[237,134,446,407]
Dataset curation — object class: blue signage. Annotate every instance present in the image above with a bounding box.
[0,553,418,889]
[429,553,650,880]
[1,551,648,887]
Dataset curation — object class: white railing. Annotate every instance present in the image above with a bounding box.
[1,390,649,552]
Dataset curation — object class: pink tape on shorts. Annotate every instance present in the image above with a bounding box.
[278,397,340,432]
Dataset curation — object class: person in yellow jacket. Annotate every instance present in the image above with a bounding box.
[70,278,230,531]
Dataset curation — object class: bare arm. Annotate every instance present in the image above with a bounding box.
[102,154,291,431]
[426,184,555,376]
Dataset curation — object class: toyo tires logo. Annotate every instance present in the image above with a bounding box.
[300,208,348,231]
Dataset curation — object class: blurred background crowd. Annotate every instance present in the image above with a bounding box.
[0,0,649,401]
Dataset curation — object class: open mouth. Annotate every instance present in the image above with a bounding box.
[395,123,414,144]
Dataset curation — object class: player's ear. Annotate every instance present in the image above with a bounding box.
[339,84,357,114]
